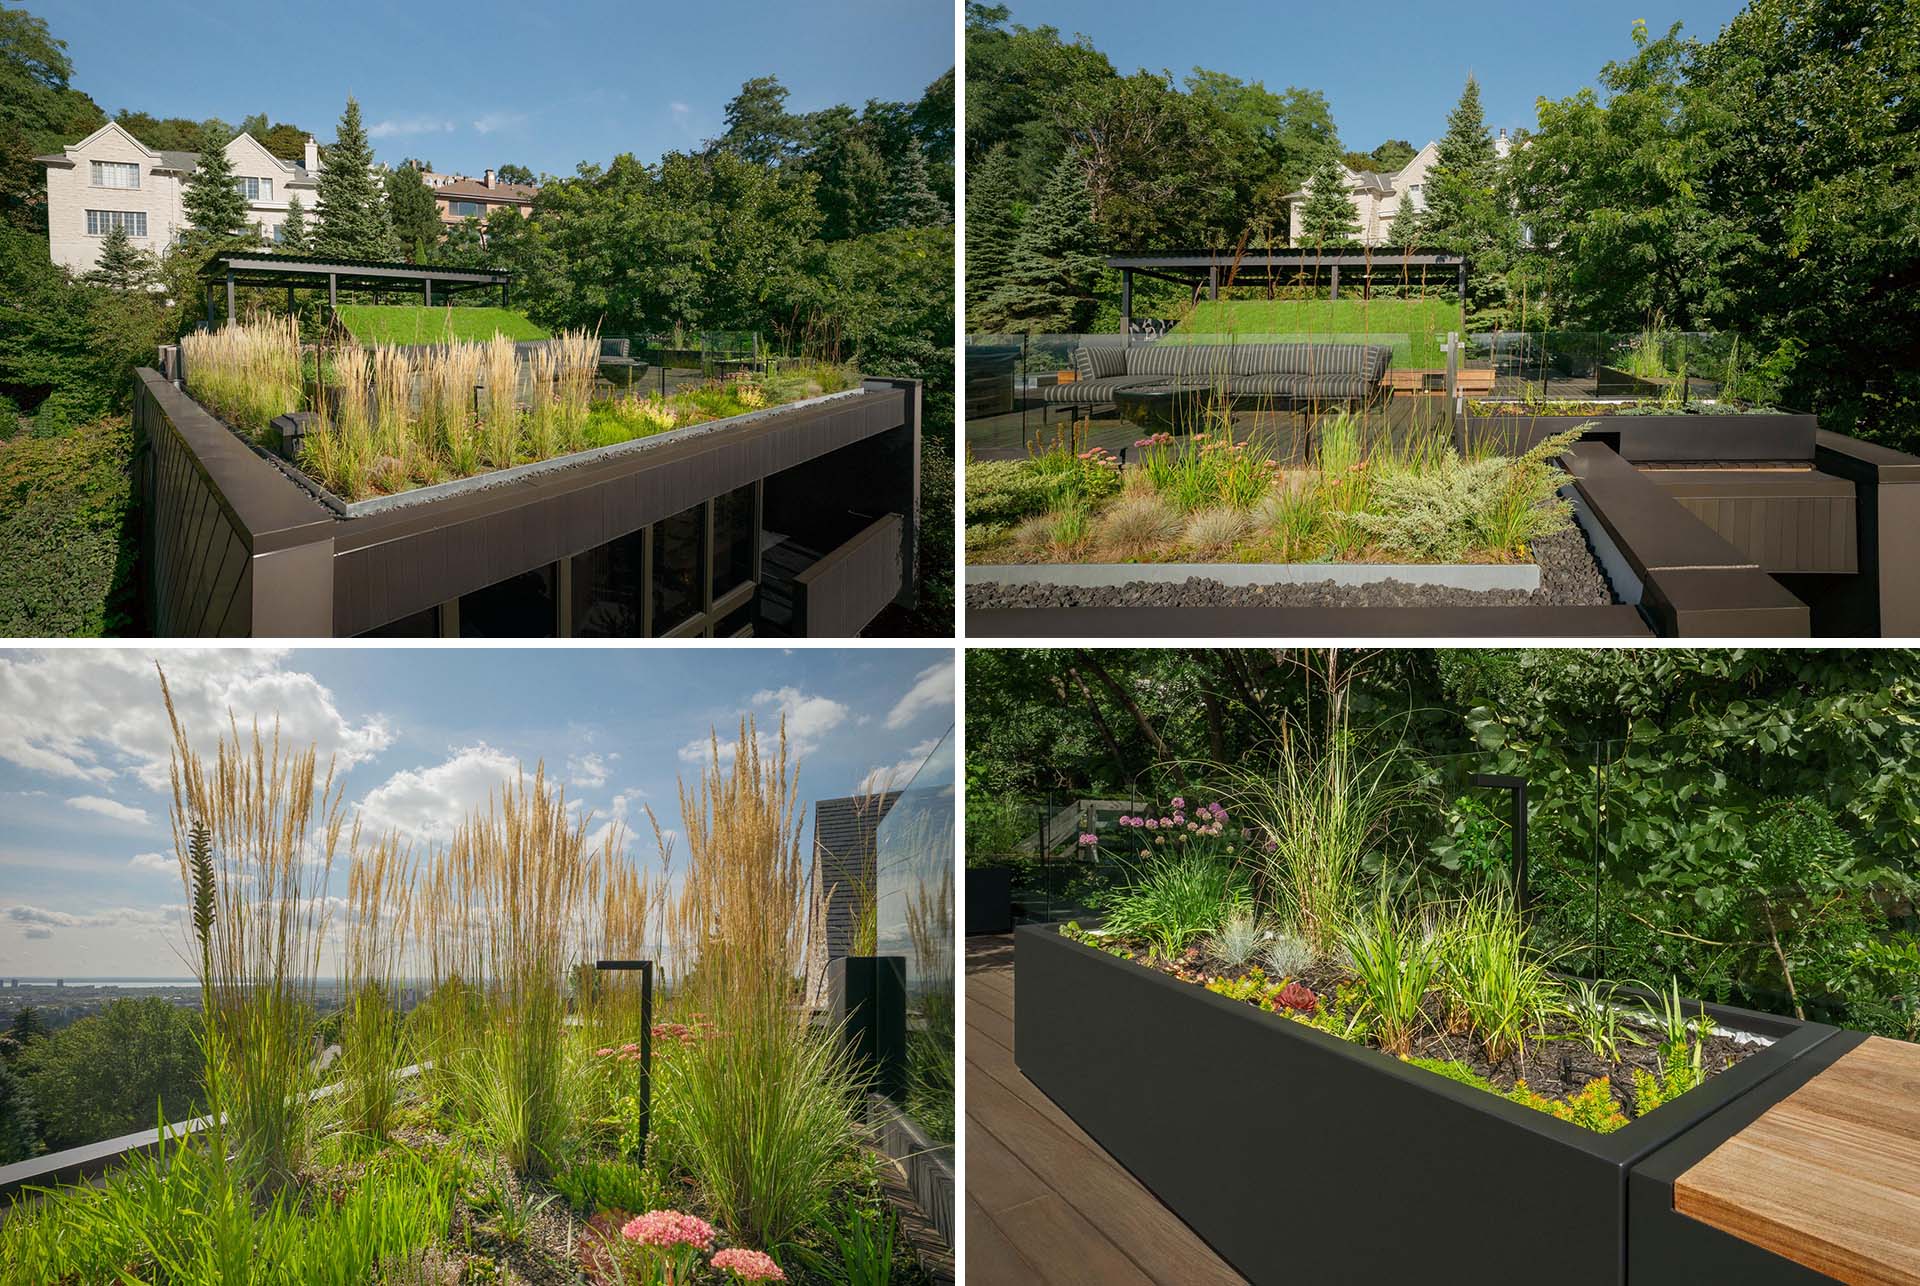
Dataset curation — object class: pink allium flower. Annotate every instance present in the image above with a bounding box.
[622,1210,716,1251]
[711,1248,787,1282]
[1158,816,1172,828]
[1144,818,1158,831]
[1170,796,1186,809]
[1172,812,1185,824]
[1078,832,1098,847]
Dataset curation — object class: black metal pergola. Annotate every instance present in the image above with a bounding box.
[1108,249,1469,335]
[198,251,513,326]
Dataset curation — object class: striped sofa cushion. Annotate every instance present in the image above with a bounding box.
[1125,343,1233,380]
[1072,344,1129,379]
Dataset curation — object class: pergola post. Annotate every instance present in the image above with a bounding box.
[1330,264,1341,301]
[1119,268,1132,337]
[1457,261,1467,302]
[225,269,236,324]
[1207,264,1219,302]
[423,276,433,307]
[204,282,215,329]
[286,284,295,316]
[501,278,510,307]
[328,272,338,312]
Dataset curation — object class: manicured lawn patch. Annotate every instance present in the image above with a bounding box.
[335,304,549,344]
[1173,298,1462,369]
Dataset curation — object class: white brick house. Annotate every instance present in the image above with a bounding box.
[37,122,322,274]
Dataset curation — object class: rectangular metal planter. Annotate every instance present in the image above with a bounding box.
[967,560,1540,593]
[1013,923,1837,1286]
[1467,413,1820,464]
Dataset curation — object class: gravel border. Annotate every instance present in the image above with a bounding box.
[964,524,1616,612]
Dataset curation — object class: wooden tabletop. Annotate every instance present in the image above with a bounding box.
[1675,1035,1920,1285]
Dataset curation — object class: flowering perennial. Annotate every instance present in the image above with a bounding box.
[711,1248,787,1282]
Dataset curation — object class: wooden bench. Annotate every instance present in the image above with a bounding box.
[1387,368,1496,397]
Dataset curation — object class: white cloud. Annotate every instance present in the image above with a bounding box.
[0,650,392,793]
[3,903,182,935]
[859,739,939,796]
[884,659,954,730]
[369,116,456,139]
[472,111,527,135]
[68,795,150,826]
[568,752,617,791]
[128,851,174,874]
[678,687,850,765]
[358,742,521,842]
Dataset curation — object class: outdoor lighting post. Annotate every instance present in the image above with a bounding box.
[1468,773,1529,909]
[593,958,653,1165]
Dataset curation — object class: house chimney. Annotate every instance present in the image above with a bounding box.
[303,135,319,173]
[484,168,496,189]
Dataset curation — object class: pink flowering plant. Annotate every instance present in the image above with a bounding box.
[619,1209,715,1285]
[1090,793,1251,959]
[711,1247,787,1282]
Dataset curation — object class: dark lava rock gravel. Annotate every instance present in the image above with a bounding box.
[966,524,1616,612]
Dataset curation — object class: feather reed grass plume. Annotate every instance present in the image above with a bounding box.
[481,334,520,467]
[159,665,344,1188]
[652,716,864,1248]
[418,764,597,1175]
[337,829,415,1141]
[524,345,560,462]
[371,344,414,487]
[181,315,302,439]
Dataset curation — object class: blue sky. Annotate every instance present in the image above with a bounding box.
[995,0,1748,151]
[0,647,953,978]
[36,0,953,177]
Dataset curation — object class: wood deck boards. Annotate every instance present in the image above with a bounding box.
[965,934,1245,1285]
[1675,1035,1920,1286]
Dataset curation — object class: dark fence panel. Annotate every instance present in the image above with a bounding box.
[794,514,905,638]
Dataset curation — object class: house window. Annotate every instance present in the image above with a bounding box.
[234,176,273,201]
[1408,182,1425,210]
[85,209,147,237]
[450,200,483,218]
[90,161,140,190]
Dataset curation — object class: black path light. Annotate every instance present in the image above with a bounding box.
[593,958,653,1165]
[1468,773,1530,910]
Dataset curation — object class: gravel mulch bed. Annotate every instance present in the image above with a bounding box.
[966,524,1616,612]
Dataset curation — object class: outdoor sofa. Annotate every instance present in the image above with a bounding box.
[1037,340,1393,419]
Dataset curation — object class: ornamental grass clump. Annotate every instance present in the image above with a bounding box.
[653,717,865,1251]
[481,334,520,467]
[1101,846,1251,961]
[1340,891,1441,1057]
[182,315,303,440]
[161,665,344,1189]
[335,831,415,1143]
[1435,891,1560,1067]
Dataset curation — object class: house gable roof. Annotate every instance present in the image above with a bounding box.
[434,176,537,204]
[36,119,162,168]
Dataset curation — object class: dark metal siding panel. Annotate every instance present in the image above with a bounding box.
[794,514,904,637]
[139,379,254,638]
[1670,493,1857,575]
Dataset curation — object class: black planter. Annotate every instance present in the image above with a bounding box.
[1467,413,1818,464]
[966,867,1013,935]
[1014,923,1839,1286]
[828,955,907,1102]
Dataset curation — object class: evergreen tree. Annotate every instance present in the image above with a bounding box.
[278,194,311,252]
[965,143,1020,326]
[1422,74,1519,322]
[384,163,442,262]
[0,1061,39,1164]
[181,130,251,244]
[1297,148,1359,248]
[8,1008,45,1048]
[86,222,156,290]
[1387,193,1423,247]
[313,97,396,259]
[980,152,1102,333]
[880,146,948,230]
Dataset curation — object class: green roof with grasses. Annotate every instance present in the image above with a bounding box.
[335,305,550,345]
[1169,298,1462,370]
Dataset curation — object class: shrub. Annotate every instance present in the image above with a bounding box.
[1347,428,1584,562]
[965,459,1056,527]
[0,416,138,636]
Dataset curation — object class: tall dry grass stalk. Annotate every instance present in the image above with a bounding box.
[481,335,520,468]
[181,316,303,439]
[417,764,599,1175]
[652,718,864,1249]
[371,344,414,488]
[582,840,666,1042]
[336,830,415,1141]
[309,344,375,499]
[524,345,560,462]
[160,666,344,1188]
[554,328,597,453]
[423,342,483,476]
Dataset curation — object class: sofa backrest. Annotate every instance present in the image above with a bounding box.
[1115,341,1390,384]
[1123,343,1234,381]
